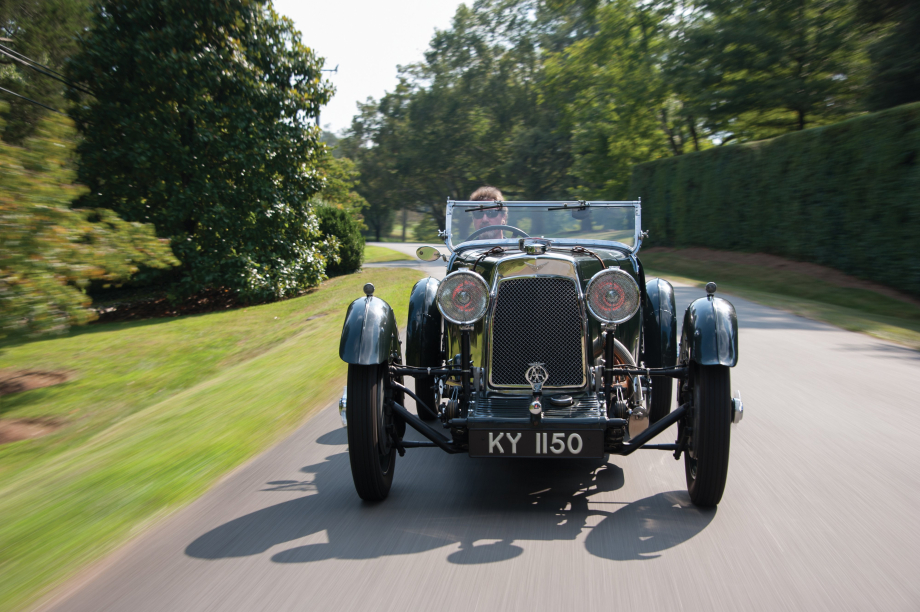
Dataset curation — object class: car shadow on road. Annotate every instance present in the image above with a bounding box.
[186,429,715,565]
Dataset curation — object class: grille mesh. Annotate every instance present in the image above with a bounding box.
[490,277,585,387]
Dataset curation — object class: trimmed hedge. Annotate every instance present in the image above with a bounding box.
[629,102,920,298]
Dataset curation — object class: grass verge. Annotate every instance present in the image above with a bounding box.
[641,249,920,351]
[364,244,413,263]
[0,268,423,612]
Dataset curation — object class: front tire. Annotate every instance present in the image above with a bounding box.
[346,363,396,501]
[684,365,731,507]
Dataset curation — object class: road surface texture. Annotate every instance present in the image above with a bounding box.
[41,245,920,612]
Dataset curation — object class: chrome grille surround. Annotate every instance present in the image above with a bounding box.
[488,275,587,389]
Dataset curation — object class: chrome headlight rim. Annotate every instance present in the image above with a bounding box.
[585,268,641,325]
[436,269,491,325]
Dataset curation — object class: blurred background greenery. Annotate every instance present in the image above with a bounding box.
[1,1,919,608]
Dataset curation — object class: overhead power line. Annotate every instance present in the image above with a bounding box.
[0,85,64,114]
[0,43,67,79]
[0,44,93,96]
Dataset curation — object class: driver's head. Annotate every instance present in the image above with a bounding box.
[469,186,507,235]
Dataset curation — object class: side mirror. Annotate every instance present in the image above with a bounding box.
[416,246,444,262]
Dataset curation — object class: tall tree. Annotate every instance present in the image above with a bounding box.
[543,0,674,198]
[342,0,575,236]
[668,0,866,141]
[66,0,335,300]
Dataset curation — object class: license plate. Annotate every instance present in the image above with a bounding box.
[468,430,604,458]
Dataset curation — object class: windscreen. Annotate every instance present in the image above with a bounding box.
[448,203,637,248]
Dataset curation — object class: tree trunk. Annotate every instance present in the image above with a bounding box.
[688,116,700,152]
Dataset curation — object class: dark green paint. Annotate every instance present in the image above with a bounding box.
[406,277,442,369]
[679,296,739,367]
[644,278,677,369]
[339,296,400,365]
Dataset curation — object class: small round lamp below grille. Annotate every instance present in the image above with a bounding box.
[585,268,640,325]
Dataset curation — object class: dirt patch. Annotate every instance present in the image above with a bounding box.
[0,417,63,444]
[0,369,72,397]
[643,247,920,308]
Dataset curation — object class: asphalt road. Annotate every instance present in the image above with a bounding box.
[41,244,920,612]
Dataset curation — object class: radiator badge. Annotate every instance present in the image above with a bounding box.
[525,362,549,392]
[524,259,549,273]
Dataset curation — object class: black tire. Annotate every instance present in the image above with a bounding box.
[684,364,731,507]
[415,376,439,421]
[346,363,395,501]
[648,375,672,424]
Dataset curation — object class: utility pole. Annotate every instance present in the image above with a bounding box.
[316,64,338,128]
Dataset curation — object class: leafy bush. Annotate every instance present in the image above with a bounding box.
[0,111,177,337]
[629,102,920,297]
[66,0,335,300]
[316,206,364,276]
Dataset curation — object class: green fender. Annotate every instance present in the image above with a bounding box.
[643,278,677,368]
[679,296,739,367]
[339,295,400,365]
[406,277,442,368]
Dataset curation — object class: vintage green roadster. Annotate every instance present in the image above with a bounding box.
[338,200,742,507]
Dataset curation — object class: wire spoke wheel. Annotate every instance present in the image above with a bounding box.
[346,363,396,501]
[684,364,731,507]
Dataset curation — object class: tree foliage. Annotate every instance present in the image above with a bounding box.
[858,0,920,111]
[347,0,914,215]
[66,0,335,300]
[667,0,867,141]
[543,0,673,198]
[0,110,177,337]
[341,0,575,235]
[315,206,364,276]
[0,0,93,143]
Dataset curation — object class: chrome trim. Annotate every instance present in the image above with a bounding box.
[338,386,347,428]
[486,255,588,391]
[436,269,490,325]
[584,268,641,325]
[732,391,744,424]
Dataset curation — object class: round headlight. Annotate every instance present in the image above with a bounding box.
[585,268,640,325]
[437,270,490,325]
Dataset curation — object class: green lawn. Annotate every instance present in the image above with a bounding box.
[364,244,413,263]
[0,268,423,612]
[640,249,920,350]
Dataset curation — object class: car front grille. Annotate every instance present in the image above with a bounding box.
[489,277,586,387]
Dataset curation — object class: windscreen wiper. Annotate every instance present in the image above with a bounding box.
[547,200,588,211]
[464,200,504,212]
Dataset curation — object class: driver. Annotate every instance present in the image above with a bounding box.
[469,186,508,240]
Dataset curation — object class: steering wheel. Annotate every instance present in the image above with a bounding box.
[466,224,530,241]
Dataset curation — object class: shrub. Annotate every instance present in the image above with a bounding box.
[316,206,364,276]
